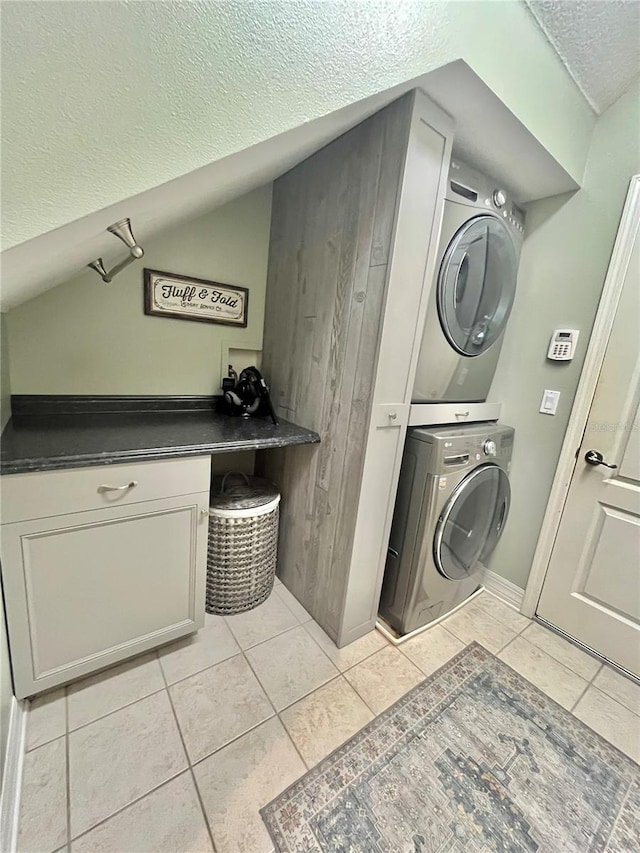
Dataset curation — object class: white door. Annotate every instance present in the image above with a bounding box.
[537,180,640,676]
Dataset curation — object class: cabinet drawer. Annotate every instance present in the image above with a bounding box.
[1,456,211,524]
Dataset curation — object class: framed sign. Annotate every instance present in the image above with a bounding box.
[143,269,249,327]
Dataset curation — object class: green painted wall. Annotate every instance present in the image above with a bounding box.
[1,0,594,251]
[0,314,10,431]
[0,315,11,778]
[6,186,272,394]
[488,80,640,590]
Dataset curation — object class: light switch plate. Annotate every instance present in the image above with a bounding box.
[540,389,560,415]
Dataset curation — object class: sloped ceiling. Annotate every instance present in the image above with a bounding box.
[526,0,640,114]
[0,61,580,311]
[2,1,595,253]
[2,1,600,311]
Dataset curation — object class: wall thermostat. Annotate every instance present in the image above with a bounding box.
[547,329,579,361]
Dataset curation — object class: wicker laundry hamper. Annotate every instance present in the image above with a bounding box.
[205,472,281,615]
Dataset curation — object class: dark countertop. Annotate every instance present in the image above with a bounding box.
[1,406,320,475]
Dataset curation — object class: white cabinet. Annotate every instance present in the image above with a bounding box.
[1,457,210,698]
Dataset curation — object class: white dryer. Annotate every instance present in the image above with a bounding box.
[379,423,514,636]
[413,158,525,404]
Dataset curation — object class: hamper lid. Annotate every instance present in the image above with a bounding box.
[210,472,280,512]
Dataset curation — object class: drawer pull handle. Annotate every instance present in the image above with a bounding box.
[97,480,138,493]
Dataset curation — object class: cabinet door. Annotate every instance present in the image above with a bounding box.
[338,92,454,645]
[2,492,209,698]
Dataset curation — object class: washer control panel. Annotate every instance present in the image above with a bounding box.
[483,439,497,457]
[492,189,507,208]
[412,424,515,474]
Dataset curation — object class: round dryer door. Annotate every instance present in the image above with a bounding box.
[434,464,510,581]
[438,214,518,356]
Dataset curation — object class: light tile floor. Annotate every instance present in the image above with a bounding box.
[17,582,640,853]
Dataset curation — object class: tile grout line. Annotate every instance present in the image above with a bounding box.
[161,643,323,772]
[160,650,241,690]
[24,726,69,754]
[173,645,282,770]
[341,669,394,718]
[273,674,355,773]
[245,651,341,718]
[504,632,589,675]
[277,671,344,716]
[244,618,336,674]
[276,716,313,772]
[242,617,343,694]
[66,768,192,847]
[479,589,531,626]
[222,583,306,649]
[513,630,602,684]
[182,666,359,771]
[170,659,313,776]
[340,646,425,713]
[64,649,191,846]
[588,662,604,685]
[447,608,524,649]
[224,618,302,654]
[569,679,594,714]
[236,640,325,770]
[273,676,315,772]
[524,622,605,673]
[229,616,369,773]
[493,631,519,658]
[573,680,640,719]
[64,684,168,737]
[272,583,314,621]
[157,665,219,853]
[302,622,391,674]
[591,675,640,718]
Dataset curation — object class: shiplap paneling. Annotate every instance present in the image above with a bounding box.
[259,94,414,640]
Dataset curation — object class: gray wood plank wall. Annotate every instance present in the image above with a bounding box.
[258,94,414,641]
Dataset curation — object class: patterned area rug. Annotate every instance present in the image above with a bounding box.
[262,643,639,852]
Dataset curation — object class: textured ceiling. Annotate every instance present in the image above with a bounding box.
[526,0,640,114]
[1,1,596,310]
[0,61,579,311]
[2,0,594,254]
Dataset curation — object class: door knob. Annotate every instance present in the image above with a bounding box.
[584,450,617,469]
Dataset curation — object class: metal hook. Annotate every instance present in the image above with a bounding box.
[88,218,144,283]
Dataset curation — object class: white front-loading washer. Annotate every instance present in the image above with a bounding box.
[412,158,525,404]
[378,423,514,637]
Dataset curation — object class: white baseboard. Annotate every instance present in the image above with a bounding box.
[0,696,27,853]
[481,570,525,610]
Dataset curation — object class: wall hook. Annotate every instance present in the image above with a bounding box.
[88,218,144,283]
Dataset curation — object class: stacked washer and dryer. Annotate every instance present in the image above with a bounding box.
[378,158,524,638]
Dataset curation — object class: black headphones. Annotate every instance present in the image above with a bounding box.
[223,366,279,425]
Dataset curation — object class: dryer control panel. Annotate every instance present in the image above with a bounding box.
[447,158,525,235]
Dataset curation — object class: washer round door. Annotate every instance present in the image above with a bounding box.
[434,464,511,581]
[437,214,518,356]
